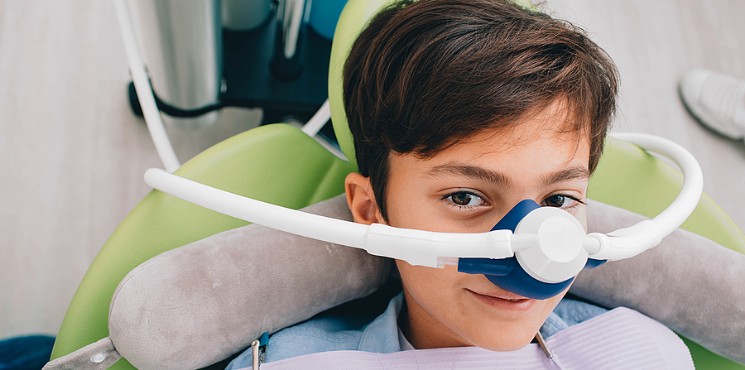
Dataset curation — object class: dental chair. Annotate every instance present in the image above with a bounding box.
[47,0,745,369]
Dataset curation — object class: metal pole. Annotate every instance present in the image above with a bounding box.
[222,0,272,31]
[127,0,223,117]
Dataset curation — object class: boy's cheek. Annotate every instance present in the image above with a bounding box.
[395,260,470,309]
[396,260,462,289]
[574,206,588,230]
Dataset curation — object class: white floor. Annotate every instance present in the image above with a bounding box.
[1,0,744,339]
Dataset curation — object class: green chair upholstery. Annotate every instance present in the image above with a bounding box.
[589,138,745,370]
[50,124,356,369]
[51,0,745,369]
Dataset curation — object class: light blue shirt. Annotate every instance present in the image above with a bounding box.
[226,292,606,369]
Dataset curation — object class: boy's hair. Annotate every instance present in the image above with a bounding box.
[343,0,619,220]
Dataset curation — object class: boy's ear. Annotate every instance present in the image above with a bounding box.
[345,172,383,225]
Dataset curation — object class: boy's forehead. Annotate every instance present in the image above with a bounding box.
[401,117,591,174]
[451,99,590,154]
[389,127,591,198]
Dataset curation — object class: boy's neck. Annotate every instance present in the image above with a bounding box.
[397,289,472,349]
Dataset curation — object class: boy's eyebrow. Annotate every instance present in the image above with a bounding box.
[426,164,513,187]
[425,163,590,187]
[539,165,590,186]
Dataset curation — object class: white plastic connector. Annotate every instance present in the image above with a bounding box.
[513,207,588,283]
[586,220,664,260]
[437,257,460,268]
[364,224,516,268]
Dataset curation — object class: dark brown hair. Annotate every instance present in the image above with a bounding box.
[343,0,619,220]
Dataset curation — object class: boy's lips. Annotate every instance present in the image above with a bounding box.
[465,288,536,311]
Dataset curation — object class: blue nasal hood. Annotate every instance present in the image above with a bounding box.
[457,199,604,300]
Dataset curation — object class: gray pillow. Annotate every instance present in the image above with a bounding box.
[47,195,745,369]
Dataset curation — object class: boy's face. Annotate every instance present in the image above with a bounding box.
[345,101,591,351]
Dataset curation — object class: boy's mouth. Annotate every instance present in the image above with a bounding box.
[465,288,536,311]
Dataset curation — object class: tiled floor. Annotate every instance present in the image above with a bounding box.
[1,0,743,338]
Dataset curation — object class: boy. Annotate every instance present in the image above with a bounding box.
[227,0,690,367]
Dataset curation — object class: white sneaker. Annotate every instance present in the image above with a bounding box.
[679,68,745,140]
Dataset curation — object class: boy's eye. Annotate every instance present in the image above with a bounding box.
[542,194,584,209]
[444,191,485,208]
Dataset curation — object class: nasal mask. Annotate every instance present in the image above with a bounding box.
[145,133,703,300]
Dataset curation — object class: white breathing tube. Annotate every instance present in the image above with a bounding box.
[144,132,704,282]
[115,0,180,172]
[586,133,703,260]
[144,168,527,268]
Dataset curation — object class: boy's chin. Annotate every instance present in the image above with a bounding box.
[467,325,542,352]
